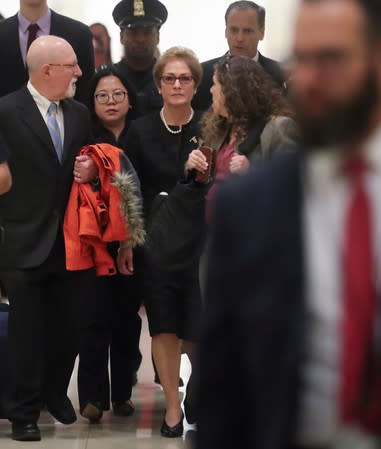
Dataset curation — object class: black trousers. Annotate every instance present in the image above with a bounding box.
[0,233,95,423]
[78,245,143,410]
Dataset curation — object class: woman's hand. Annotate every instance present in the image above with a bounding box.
[229,154,250,174]
[117,245,134,275]
[185,149,208,173]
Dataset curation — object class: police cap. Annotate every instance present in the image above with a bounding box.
[113,0,168,29]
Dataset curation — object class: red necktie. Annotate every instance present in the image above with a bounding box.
[27,23,40,51]
[341,157,379,430]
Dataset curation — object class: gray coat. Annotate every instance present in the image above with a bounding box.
[210,115,298,162]
[252,116,298,159]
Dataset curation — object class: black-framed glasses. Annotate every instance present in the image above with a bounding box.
[48,63,78,69]
[94,90,128,104]
[161,75,194,85]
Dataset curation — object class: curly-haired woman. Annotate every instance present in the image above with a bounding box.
[186,55,298,221]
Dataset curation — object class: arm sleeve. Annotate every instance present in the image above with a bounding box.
[0,133,9,163]
[120,152,141,195]
[123,122,143,177]
[259,116,299,158]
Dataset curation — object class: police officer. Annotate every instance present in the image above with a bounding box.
[113,0,168,116]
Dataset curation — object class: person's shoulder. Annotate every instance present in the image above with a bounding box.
[258,52,281,68]
[266,116,297,133]
[113,60,123,71]
[131,111,160,129]
[258,53,285,84]
[201,55,224,71]
[0,86,28,108]
[265,116,298,140]
[62,98,90,115]
[202,56,221,66]
[192,110,203,122]
[50,9,91,34]
[220,152,301,206]
[0,13,17,33]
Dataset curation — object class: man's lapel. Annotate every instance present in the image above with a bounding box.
[16,87,59,161]
[61,99,75,164]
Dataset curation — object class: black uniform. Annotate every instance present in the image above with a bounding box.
[113,59,162,116]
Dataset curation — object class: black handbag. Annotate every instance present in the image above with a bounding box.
[147,181,210,271]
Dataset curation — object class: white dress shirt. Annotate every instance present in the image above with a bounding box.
[296,127,381,449]
[27,81,64,146]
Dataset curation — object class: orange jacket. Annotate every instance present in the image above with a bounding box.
[64,144,130,276]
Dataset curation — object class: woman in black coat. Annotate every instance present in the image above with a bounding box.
[78,66,144,423]
[125,47,204,437]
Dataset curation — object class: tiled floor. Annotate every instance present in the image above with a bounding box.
[0,309,195,448]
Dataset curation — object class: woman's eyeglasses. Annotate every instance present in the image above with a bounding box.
[161,75,194,85]
[94,90,128,104]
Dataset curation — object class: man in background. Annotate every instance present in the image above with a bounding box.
[193,0,285,111]
[197,0,381,448]
[0,0,94,103]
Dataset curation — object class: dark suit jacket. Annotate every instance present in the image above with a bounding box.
[0,10,94,103]
[192,52,286,111]
[196,152,305,449]
[0,87,93,269]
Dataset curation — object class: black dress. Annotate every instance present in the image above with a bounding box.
[78,121,143,411]
[125,111,204,341]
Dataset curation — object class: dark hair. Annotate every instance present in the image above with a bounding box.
[0,13,4,20]
[90,22,112,65]
[153,46,202,88]
[202,56,292,145]
[301,0,381,42]
[225,1,265,28]
[88,65,138,126]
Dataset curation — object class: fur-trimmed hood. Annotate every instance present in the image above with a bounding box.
[112,171,146,248]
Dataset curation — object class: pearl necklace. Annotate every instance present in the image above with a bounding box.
[160,107,194,134]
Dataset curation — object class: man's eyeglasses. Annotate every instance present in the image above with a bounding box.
[94,90,128,104]
[161,75,194,85]
[48,63,78,69]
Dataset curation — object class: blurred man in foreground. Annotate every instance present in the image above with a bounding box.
[197,0,381,448]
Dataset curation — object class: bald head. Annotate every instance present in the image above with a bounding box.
[27,35,74,74]
[26,35,82,101]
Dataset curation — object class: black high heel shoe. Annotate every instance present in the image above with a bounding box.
[160,412,184,438]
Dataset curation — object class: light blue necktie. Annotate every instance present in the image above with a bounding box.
[47,102,63,162]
